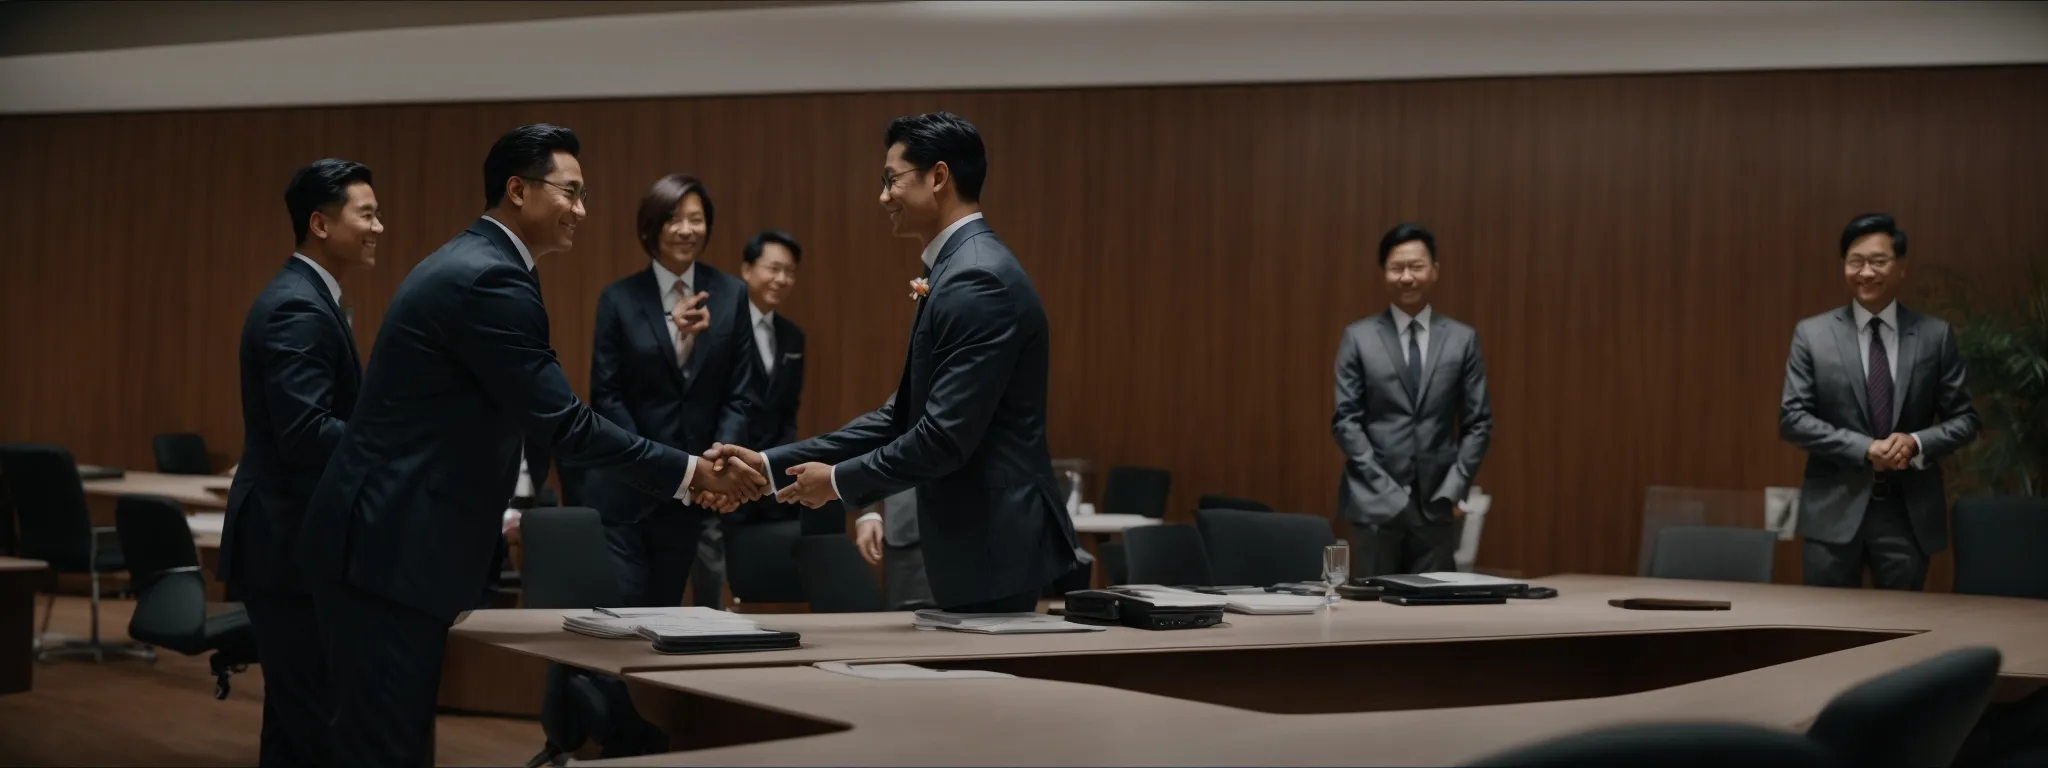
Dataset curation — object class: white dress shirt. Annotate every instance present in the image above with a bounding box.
[750,302,777,375]
[291,252,342,305]
[1851,301,1927,469]
[1389,304,1432,365]
[480,215,700,500]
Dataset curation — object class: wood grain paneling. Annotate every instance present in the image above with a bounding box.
[2,66,2042,587]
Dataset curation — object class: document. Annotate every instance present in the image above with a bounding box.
[815,662,1016,680]
[1412,572,1522,587]
[1118,586,1324,615]
[562,607,763,639]
[910,610,1107,634]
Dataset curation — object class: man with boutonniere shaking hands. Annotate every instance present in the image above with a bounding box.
[705,112,1080,614]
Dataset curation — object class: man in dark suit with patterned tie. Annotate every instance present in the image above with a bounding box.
[1780,213,1979,590]
[220,158,380,768]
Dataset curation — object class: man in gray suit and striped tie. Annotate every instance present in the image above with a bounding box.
[1332,223,1493,577]
[1780,213,1979,590]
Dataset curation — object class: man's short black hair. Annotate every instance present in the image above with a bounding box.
[1377,223,1436,266]
[1840,213,1908,258]
[884,112,987,203]
[483,123,579,209]
[285,158,372,245]
[743,230,802,265]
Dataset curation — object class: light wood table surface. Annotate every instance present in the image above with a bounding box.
[80,469,231,511]
[446,574,2048,766]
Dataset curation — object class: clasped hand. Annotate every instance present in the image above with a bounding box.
[1865,433,1918,471]
[697,443,840,509]
[690,444,769,513]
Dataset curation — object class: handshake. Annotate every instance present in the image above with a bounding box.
[687,443,843,513]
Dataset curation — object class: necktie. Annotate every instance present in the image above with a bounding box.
[670,280,696,373]
[1402,320,1422,400]
[1866,317,1893,437]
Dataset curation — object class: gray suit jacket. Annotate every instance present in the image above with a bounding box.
[1332,309,1493,527]
[1778,304,1979,552]
[881,487,919,548]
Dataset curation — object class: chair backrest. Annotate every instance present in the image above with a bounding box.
[0,444,95,571]
[792,535,888,613]
[1470,721,1836,767]
[1807,646,2003,768]
[1193,509,1334,586]
[1102,466,1172,518]
[725,519,806,603]
[1196,494,1272,513]
[1952,496,2048,599]
[518,507,622,609]
[1123,524,1215,586]
[1639,486,1764,575]
[113,494,208,644]
[1649,525,1776,583]
[152,433,212,475]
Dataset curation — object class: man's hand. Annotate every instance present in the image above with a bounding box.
[669,291,710,336]
[1867,434,1914,471]
[854,516,884,566]
[775,462,840,508]
[703,442,768,479]
[690,452,768,512]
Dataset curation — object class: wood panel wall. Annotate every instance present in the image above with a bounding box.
[3,66,2042,585]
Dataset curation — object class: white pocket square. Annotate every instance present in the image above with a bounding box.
[783,352,803,359]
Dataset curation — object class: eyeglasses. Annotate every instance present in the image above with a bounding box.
[522,177,588,203]
[1844,256,1896,272]
[881,165,928,191]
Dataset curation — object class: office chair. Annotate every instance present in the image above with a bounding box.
[519,507,667,766]
[0,443,147,662]
[112,494,256,698]
[725,519,806,607]
[1648,525,1777,583]
[792,535,889,613]
[1806,646,2002,768]
[1095,466,1173,585]
[1952,496,2048,600]
[1469,721,1836,767]
[151,433,212,475]
[1194,509,1334,586]
[1122,524,1214,586]
[1197,494,1273,513]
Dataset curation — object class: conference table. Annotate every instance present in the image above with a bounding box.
[77,468,231,598]
[449,573,2048,765]
[0,557,48,695]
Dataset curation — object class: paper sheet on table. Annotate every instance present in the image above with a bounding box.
[815,662,1016,680]
[1412,572,1524,587]
[910,610,1106,634]
[1119,586,1323,615]
[562,607,762,639]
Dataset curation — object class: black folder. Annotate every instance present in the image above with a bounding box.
[648,630,802,655]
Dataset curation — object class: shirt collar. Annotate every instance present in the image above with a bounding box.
[1852,300,1899,331]
[1390,304,1433,331]
[291,252,343,304]
[480,215,535,271]
[920,211,985,270]
[749,301,774,328]
[650,258,697,299]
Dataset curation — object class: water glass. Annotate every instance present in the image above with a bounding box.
[1323,543,1351,605]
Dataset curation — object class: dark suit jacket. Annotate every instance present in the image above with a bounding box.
[298,218,691,622]
[732,312,809,525]
[764,218,1079,608]
[587,263,758,525]
[1332,308,1493,527]
[220,257,360,597]
[1779,303,1980,552]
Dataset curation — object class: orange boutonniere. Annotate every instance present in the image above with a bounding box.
[909,277,930,301]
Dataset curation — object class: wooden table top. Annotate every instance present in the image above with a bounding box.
[80,470,230,510]
[0,557,49,573]
[451,574,2048,766]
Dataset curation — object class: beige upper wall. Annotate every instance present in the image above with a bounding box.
[2,0,2045,115]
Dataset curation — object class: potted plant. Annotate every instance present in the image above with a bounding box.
[1923,258,2048,496]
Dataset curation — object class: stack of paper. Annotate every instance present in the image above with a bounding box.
[562,607,768,640]
[1118,586,1326,615]
[1412,572,1523,587]
[815,662,1016,680]
[911,610,1107,634]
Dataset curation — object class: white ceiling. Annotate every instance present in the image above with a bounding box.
[3,0,2045,115]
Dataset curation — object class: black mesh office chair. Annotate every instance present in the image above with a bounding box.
[1806,646,2002,768]
[1194,509,1334,586]
[1952,496,2048,600]
[1647,526,1776,583]
[112,494,255,698]
[1469,722,1837,767]
[793,535,888,613]
[151,433,212,476]
[1197,494,1273,513]
[1122,524,1214,586]
[725,519,806,606]
[0,443,146,662]
[518,507,666,767]
[1102,467,1172,518]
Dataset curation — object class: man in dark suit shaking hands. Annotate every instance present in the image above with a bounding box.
[220,158,380,768]
[297,124,766,765]
[709,112,1080,613]
[1780,213,1979,590]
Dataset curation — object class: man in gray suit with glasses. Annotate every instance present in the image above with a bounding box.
[1333,223,1493,577]
[1780,213,1979,591]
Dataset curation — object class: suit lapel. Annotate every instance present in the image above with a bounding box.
[769,315,799,394]
[1416,313,1451,408]
[631,267,687,389]
[678,263,722,393]
[1832,306,1872,432]
[283,257,360,371]
[1893,306,1920,421]
[1373,311,1415,412]
[890,219,990,432]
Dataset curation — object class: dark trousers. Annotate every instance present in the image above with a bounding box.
[313,579,452,767]
[243,590,328,768]
[1803,495,1928,590]
[883,543,936,611]
[943,587,1041,614]
[1350,510,1464,578]
[605,502,720,608]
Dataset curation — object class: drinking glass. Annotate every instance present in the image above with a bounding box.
[1323,543,1351,606]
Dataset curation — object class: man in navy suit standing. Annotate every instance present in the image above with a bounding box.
[220,158,380,768]
[297,124,766,766]
[710,112,1080,614]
